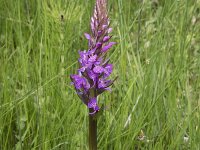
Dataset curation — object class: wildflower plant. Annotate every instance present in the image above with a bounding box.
[70,0,116,149]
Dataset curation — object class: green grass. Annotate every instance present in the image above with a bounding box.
[0,0,200,149]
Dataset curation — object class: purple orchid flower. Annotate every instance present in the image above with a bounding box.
[70,0,116,115]
[88,98,100,115]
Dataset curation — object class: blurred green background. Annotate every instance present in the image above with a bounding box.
[0,0,200,149]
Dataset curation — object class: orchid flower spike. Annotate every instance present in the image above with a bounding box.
[70,0,116,115]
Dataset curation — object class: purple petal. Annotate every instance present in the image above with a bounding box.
[98,79,106,89]
[98,78,111,89]
[94,105,100,111]
[70,75,90,91]
[79,51,88,61]
[84,33,91,40]
[104,87,111,91]
[108,28,113,33]
[98,30,103,36]
[88,98,97,108]
[78,67,86,73]
[94,57,102,65]
[88,70,97,80]
[102,25,108,29]
[103,36,110,42]
[88,48,96,55]
[84,82,90,91]
[102,42,116,52]
[87,70,97,87]
[88,55,97,63]
[70,75,82,89]
[88,98,100,114]
[104,64,113,77]
[96,42,102,49]
[93,66,104,74]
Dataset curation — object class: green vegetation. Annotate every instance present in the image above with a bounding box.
[0,0,200,149]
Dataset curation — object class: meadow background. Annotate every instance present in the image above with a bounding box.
[0,0,200,149]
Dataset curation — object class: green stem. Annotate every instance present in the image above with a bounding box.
[89,110,97,150]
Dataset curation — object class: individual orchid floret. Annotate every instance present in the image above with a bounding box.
[70,75,90,91]
[88,98,100,115]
